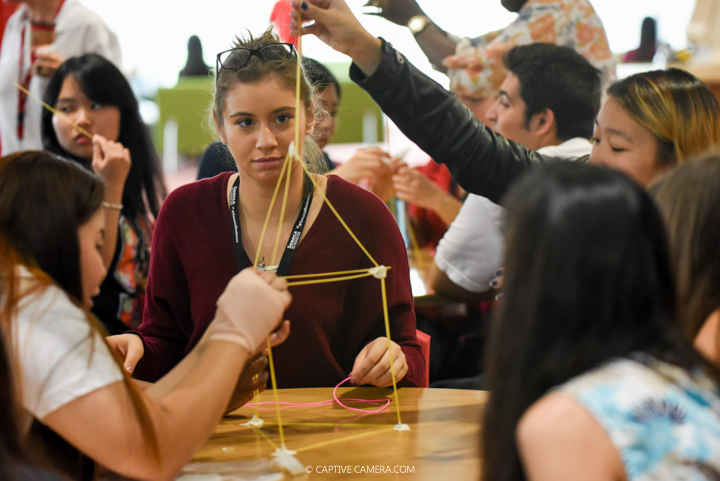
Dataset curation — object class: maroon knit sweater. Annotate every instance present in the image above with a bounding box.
[134,173,423,387]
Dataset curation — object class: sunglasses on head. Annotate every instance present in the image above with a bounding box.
[215,43,296,81]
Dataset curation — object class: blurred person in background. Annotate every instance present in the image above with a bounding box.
[41,54,166,335]
[179,35,211,78]
[0,0,120,154]
[623,17,657,63]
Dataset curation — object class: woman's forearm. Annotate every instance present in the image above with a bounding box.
[43,339,249,480]
[414,23,457,73]
[142,339,250,476]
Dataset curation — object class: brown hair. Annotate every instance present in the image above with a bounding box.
[0,151,158,476]
[653,153,720,344]
[212,28,325,172]
[608,68,720,166]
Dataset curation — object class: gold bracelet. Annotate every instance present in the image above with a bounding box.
[102,201,123,210]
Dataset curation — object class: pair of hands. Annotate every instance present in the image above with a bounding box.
[107,268,292,373]
[332,146,395,202]
[106,268,407,400]
[333,148,445,209]
[391,161,452,210]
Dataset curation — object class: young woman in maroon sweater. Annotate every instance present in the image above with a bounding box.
[112,29,423,388]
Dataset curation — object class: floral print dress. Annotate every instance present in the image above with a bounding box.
[444,0,616,100]
[558,353,720,480]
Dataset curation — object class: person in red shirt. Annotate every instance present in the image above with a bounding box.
[117,29,424,389]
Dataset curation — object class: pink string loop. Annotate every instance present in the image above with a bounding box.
[332,377,391,413]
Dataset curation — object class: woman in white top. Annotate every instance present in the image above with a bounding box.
[0,150,290,480]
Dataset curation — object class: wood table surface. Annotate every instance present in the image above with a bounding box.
[183,387,486,480]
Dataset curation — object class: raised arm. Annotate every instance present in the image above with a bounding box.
[364,0,456,72]
[292,0,547,203]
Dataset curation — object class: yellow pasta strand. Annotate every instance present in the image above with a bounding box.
[286,272,374,287]
[381,277,404,425]
[254,150,292,267]
[15,82,93,138]
[252,425,278,450]
[284,267,392,280]
[266,336,288,449]
[294,427,395,453]
[297,160,379,266]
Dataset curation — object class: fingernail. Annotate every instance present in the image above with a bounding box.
[125,366,133,374]
[489,278,499,287]
[494,269,503,277]
[301,1,308,10]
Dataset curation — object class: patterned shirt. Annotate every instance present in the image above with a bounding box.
[558,354,720,480]
[91,215,151,334]
[444,0,616,100]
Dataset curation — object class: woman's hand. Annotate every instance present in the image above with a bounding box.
[332,147,393,184]
[106,334,144,374]
[33,46,64,77]
[351,337,408,387]
[363,0,425,26]
[392,165,446,209]
[290,0,383,76]
[208,268,293,352]
[225,354,269,413]
[92,134,131,200]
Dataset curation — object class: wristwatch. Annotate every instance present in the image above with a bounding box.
[407,15,431,36]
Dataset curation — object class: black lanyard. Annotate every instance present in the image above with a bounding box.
[227,176,312,276]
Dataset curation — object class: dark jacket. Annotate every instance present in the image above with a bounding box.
[348,38,550,205]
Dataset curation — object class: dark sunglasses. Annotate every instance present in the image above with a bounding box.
[215,43,296,78]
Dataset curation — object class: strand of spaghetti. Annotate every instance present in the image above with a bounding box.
[265,336,287,449]
[286,272,374,287]
[294,427,396,454]
[247,398,389,410]
[270,147,293,266]
[262,16,305,455]
[248,156,291,424]
[284,267,391,279]
[281,422,392,428]
[294,19,303,152]
[251,425,278,451]
[297,160,379,266]
[253,149,292,267]
[381,277,404,425]
[252,384,260,422]
[15,82,93,138]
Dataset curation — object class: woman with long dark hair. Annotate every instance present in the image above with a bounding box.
[482,162,720,480]
[0,151,290,480]
[41,53,166,334]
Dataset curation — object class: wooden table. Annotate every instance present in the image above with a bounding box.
[182,387,485,480]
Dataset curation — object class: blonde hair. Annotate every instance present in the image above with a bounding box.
[608,68,720,165]
[212,28,326,173]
